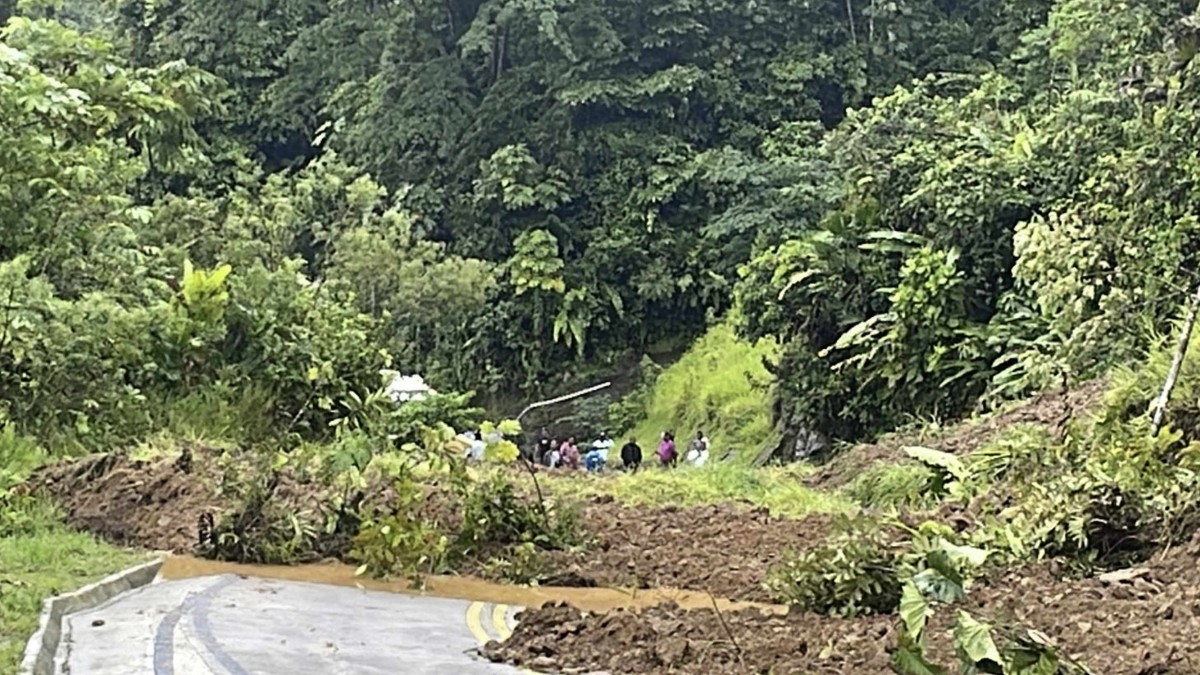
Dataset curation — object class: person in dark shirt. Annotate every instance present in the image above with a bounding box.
[620,437,643,472]
[535,427,553,465]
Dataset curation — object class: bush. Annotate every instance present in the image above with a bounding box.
[764,517,902,616]
[456,475,585,561]
[843,463,939,510]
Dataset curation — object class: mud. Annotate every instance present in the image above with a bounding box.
[31,448,831,603]
[808,379,1108,489]
[489,535,1200,675]
[482,602,895,674]
[546,497,834,601]
[30,446,229,552]
[951,543,1200,675]
[159,556,782,614]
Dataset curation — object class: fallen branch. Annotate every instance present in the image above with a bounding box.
[1151,283,1200,436]
[707,591,745,669]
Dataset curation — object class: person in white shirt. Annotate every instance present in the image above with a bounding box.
[686,431,710,467]
[592,430,615,461]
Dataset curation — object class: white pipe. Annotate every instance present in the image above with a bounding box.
[516,381,612,422]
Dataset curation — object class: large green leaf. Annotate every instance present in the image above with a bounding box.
[912,567,964,604]
[891,641,948,675]
[903,446,967,481]
[953,611,1003,672]
[899,581,931,642]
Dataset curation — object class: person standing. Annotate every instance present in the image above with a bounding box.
[593,430,615,462]
[535,427,553,465]
[620,437,643,472]
[657,431,677,467]
[560,436,581,469]
[687,431,710,467]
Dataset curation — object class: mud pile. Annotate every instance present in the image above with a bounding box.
[30,451,830,603]
[954,551,1200,674]
[31,446,228,552]
[491,538,1200,675]
[808,379,1107,488]
[545,497,833,600]
[483,601,894,674]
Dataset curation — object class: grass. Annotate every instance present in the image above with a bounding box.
[540,462,852,519]
[628,323,779,466]
[0,426,146,671]
[841,462,940,510]
[0,508,145,671]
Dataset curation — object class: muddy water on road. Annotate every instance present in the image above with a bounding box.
[160,556,785,614]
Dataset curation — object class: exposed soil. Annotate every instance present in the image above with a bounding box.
[489,534,1200,675]
[30,445,230,552]
[483,601,895,674]
[29,450,832,603]
[950,543,1200,675]
[544,496,834,601]
[808,379,1108,489]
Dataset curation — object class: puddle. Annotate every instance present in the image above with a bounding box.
[159,556,785,614]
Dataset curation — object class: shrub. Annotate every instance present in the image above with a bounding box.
[764,517,902,616]
[843,463,939,510]
[456,475,585,562]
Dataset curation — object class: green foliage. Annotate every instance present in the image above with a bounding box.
[605,356,663,435]
[456,474,585,562]
[630,323,778,463]
[893,536,1084,675]
[0,514,144,671]
[843,463,941,511]
[764,517,902,616]
[547,462,850,519]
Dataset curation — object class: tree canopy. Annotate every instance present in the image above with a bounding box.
[3,0,1200,448]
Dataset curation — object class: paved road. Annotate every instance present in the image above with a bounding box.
[56,574,527,675]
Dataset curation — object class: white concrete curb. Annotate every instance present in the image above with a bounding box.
[20,558,164,675]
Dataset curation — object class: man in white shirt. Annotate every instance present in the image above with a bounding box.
[686,431,710,467]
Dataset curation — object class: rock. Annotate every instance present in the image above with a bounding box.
[1098,568,1150,585]
[656,638,689,664]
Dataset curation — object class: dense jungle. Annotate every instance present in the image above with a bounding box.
[6,0,1200,672]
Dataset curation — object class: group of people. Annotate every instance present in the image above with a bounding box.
[527,428,711,472]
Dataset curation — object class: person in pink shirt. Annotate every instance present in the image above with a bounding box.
[560,437,581,469]
[656,431,677,467]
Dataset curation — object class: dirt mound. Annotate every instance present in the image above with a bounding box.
[951,547,1200,675]
[498,537,1200,675]
[31,445,228,552]
[545,497,833,601]
[483,601,894,674]
[809,379,1108,489]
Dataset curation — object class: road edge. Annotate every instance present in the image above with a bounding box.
[20,558,165,675]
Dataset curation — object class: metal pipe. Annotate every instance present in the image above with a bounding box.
[516,381,612,422]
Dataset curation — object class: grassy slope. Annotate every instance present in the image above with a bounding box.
[1,429,145,671]
[629,323,778,465]
[0,520,144,671]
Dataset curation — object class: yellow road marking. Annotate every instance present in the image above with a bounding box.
[466,601,491,645]
[492,604,512,640]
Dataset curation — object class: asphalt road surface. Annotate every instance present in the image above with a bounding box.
[56,574,528,674]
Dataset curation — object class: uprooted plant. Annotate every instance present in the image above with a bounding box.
[892,536,1089,675]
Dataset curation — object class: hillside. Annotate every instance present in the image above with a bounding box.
[7,0,1200,673]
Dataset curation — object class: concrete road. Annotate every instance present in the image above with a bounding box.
[56,574,527,675]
